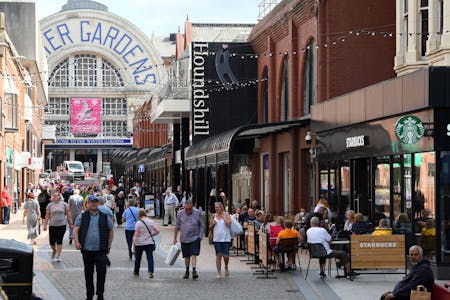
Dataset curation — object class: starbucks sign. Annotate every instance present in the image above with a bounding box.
[395,116,425,144]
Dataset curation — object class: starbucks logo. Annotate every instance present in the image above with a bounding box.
[395,116,425,144]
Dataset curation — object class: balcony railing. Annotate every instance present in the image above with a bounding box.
[258,0,279,20]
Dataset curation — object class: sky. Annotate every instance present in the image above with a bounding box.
[36,0,261,37]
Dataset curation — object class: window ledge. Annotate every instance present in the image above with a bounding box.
[4,127,18,133]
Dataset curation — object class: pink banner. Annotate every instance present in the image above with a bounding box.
[70,98,102,134]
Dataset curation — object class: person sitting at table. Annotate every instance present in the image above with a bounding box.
[294,208,307,224]
[244,208,256,224]
[239,206,248,225]
[414,209,432,233]
[421,219,436,237]
[275,220,302,270]
[306,216,354,279]
[393,213,412,234]
[314,198,332,222]
[372,219,392,236]
[351,213,372,235]
[253,209,265,230]
[269,216,285,269]
[380,245,434,300]
[343,210,355,232]
[263,213,275,233]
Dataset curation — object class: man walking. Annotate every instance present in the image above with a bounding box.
[173,200,204,279]
[73,195,114,300]
[163,189,178,226]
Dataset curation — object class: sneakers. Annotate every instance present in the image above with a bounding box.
[216,272,221,279]
[56,256,61,262]
[192,270,198,279]
[50,251,56,261]
[148,272,153,278]
[319,272,326,278]
[183,270,189,279]
[133,271,139,276]
[69,238,73,245]
[224,270,230,277]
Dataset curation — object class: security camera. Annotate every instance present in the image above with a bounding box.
[305,131,312,145]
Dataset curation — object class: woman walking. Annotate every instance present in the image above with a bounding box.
[43,191,72,262]
[23,192,40,245]
[209,202,231,278]
[132,209,159,278]
[122,198,139,259]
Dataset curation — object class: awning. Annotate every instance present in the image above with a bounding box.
[147,146,171,169]
[185,119,309,169]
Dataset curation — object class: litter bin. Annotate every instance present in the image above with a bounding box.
[0,239,33,300]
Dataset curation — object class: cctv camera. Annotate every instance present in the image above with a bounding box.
[305,131,312,144]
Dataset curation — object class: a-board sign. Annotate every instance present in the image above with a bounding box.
[144,194,155,217]
[259,230,268,268]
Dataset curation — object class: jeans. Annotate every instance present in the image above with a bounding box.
[134,244,155,273]
[2,206,10,224]
[81,250,107,300]
[125,230,135,258]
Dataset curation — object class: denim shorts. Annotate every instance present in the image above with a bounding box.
[214,242,231,256]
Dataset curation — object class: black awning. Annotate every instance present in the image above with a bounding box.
[185,119,309,169]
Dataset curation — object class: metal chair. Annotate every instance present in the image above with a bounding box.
[277,238,300,271]
[305,243,334,279]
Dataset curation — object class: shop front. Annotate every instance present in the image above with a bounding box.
[311,67,450,278]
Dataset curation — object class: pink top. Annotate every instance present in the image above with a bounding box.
[269,224,284,249]
[134,218,157,246]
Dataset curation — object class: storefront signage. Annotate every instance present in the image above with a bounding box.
[359,242,397,248]
[56,139,131,145]
[42,19,157,85]
[191,42,210,138]
[346,135,367,148]
[395,116,425,144]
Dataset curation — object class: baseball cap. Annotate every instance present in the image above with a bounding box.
[88,195,99,202]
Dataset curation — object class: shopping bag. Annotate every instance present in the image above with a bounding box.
[208,229,214,244]
[230,217,243,236]
[410,285,431,300]
[165,243,181,265]
[37,220,41,235]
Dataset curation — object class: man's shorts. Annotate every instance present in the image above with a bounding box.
[181,238,201,258]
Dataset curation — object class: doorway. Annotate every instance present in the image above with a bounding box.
[351,158,371,217]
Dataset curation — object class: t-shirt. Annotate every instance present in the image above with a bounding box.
[74,211,114,251]
[122,207,139,230]
[306,226,332,255]
[68,195,84,220]
[24,199,39,224]
[134,218,157,246]
[277,229,299,240]
[46,201,68,227]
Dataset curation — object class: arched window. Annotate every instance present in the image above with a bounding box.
[74,54,97,87]
[102,60,124,87]
[280,57,290,121]
[262,67,269,123]
[303,40,317,115]
[49,59,69,87]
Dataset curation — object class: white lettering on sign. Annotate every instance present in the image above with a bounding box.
[359,242,397,248]
[192,42,210,137]
[346,135,366,148]
[447,123,450,136]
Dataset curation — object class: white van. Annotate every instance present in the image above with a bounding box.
[63,161,85,180]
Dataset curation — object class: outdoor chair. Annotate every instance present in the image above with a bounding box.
[277,238,300,271]
[305,243,337,280]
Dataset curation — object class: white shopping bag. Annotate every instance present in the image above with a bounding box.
[165,242,181,265]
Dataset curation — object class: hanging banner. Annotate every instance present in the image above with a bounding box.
[70,98,102,134]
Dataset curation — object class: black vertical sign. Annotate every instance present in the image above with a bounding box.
[191,42,258,144]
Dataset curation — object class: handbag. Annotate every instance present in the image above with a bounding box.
[208,229,214,244]
[410,285,431,300]
[230,216,244,236]
[165,243,181,265]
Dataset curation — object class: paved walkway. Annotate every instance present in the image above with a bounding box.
[0,208,438,299]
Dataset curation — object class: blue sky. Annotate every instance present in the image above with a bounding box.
[37,0,261,36]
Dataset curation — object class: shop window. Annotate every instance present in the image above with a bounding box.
[415,152,435,262]
[439,151,450,263]
[375,159,390,222]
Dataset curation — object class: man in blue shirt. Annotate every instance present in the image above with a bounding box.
[73,195,114,300]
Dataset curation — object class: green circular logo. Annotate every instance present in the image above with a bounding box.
[395,116,425,144]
